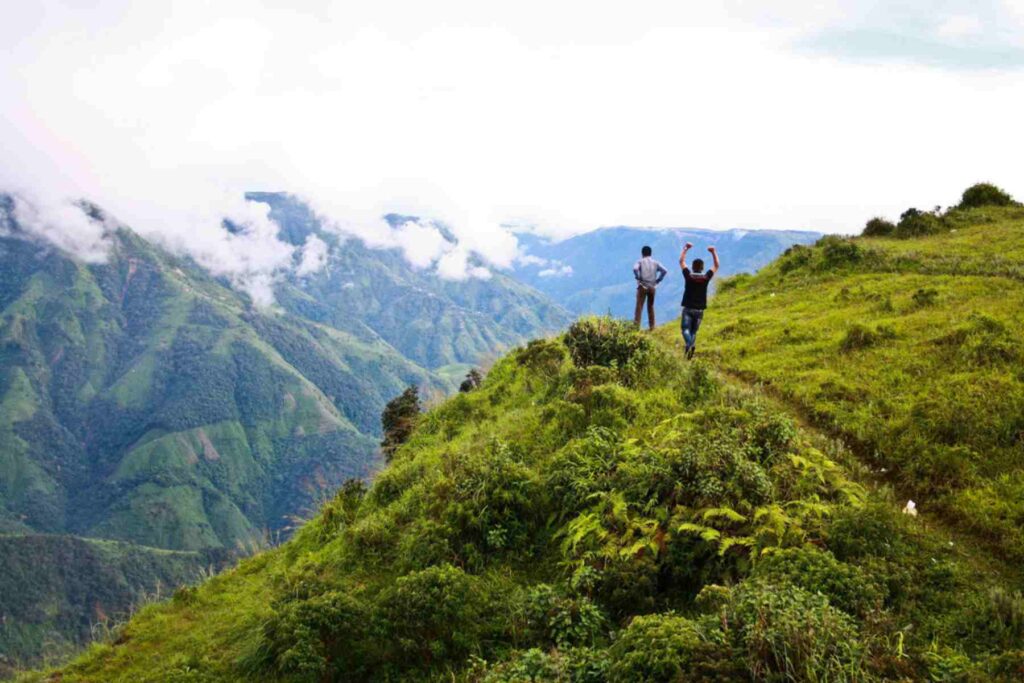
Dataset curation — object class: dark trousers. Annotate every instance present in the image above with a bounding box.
[634,286,656,329]
[681,307,704,349]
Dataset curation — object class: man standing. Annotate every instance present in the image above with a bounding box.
[679,242,719,359]
[633,245,668,330]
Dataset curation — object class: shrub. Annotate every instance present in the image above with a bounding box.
[942,314,1020,366]
[564,317,652,369]
[959,182,1015,209]
[523,584,606,649]
[728,579,865,681]
[826,503,909,561]
[380,385,421,461]
[895,208,944,238]
[434,440,543,558]
[682,360,718,404]
[257,589,373,679]
[778,244,813,274]
[747,412,797,466]
[515,338,567,375]
[379,564,494,666]
[716,273,753,293]
[483,647,610,683]
[607,613,740,682]
[459,368,483,392]
[862,217,896,237]
[818,236,863,269]
[753,547,883,617]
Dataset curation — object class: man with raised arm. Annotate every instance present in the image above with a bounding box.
[678,242,719,359]
[633,245,668,330]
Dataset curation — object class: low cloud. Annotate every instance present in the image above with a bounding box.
[9,191,113,264]
[538,264,573,278]
[295,234,329,277]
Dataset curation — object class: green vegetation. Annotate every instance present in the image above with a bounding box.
[379,386,421,462]
[692,195,1024,573]
[0,191,568,667]
[0,534,224,677]
[36,311,1024,681]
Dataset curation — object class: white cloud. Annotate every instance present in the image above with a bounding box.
[296,234,329,276]
[10,192,113,264]
[538,264,574,278]
[936,15,985,39]
[0,0,1021,281]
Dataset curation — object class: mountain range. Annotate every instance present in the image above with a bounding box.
[0,191,816,672]
[513,226,821,324]
[0,192,570,668]
[33,194,1024,681]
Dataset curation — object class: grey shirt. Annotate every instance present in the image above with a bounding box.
[633,256,668,289]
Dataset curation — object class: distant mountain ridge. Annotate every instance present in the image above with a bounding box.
[512,226,822,323]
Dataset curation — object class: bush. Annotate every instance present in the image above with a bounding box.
[959,182,1015,209]
[862,217,896,237]
[483,647,610,683]
[818,236,863,269]
[564,317,652,369]
[515,338,567,375]
[522,584,606,649]
[895,208,944,238]
[379,564,495,666]
[257,589,373,679]
[607,613,739,682]
[728,579,865,681]
[459,368,483,393]
[716,273,753,293]
[380,385,421,461]
[826,503,909,561]
[753,548,883,617]
[778,244,813,274]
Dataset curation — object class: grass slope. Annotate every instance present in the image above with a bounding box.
[36,317,1024,681]
[684,205,1024,565]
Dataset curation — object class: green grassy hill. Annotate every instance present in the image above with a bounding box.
[18,186,1024,681]
[36,280,1024,681]
[686,202,1024,565]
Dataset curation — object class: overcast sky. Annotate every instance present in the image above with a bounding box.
[2,1,1024,292]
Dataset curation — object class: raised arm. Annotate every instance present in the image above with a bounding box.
[708,246,720,273]
[679,242,693,271]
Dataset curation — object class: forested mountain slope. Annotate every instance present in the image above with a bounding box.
[41,313,1024,680]
[512,226,820,323]
[250,192,572,370]
[0,192,569,669]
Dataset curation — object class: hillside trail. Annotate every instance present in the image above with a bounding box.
[655,335,1024,589]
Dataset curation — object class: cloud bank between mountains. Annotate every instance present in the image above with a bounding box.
[1,185,515,307]
[3,0,1023,306]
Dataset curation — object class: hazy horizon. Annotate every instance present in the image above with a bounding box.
[3,1,1022,296]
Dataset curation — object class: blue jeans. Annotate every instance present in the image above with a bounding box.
[681,307,704,349]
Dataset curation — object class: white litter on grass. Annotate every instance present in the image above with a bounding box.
[902,500,918,517]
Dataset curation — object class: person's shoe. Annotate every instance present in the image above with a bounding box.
[686,346,695,360]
